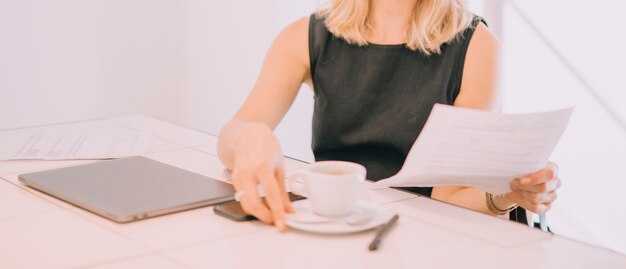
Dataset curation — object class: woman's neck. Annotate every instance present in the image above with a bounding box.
[367,0,418,45]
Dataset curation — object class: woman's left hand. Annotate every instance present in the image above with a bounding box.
[506,162,561,214]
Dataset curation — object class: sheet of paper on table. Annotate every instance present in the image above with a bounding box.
[0,130,152,161]
[374,104,574,195]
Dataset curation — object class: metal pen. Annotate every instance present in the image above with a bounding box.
[368,214,399,251]
[539,213,548,232]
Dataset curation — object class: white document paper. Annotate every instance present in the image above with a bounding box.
[0,131,152,161]
[374,104,574,195]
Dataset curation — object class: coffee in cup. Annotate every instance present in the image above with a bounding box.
[287,161,366,217]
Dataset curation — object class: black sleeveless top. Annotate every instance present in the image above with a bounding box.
[309,14,484,197]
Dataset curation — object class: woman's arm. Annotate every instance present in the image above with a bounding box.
[431,23,561,217]
[430,22,507,216]
[217,17,310,231]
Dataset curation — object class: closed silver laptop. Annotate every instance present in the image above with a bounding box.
[19,156,235,223]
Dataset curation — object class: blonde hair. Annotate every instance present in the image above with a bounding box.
[318,0,473,55]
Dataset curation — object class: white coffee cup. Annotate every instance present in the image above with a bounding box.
[287,161,366,217]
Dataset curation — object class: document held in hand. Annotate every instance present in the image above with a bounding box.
[374,104,574,195]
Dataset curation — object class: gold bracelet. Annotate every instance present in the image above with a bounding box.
[485,193,518,216]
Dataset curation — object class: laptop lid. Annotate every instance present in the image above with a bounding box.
[19,156,235,223]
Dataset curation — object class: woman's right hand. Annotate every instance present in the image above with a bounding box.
[217,18,311,232]
[228,122,293,231]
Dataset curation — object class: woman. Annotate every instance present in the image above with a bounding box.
[218,0,561,231]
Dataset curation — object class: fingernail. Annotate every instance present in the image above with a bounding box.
[538,207,546,214]
[520,178,531,185]
[276,219,286,232]
[287,205,295,213]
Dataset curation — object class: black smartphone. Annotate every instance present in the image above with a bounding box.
[213,192,306,222]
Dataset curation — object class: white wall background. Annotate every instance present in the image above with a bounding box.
[1,0,186,129]
[2,0,624,255]
[500,0,626,254]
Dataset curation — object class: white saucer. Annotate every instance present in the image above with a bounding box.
[285,200,393,234]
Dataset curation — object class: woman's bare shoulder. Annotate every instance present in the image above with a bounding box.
[455,22,500,110]
[469,22,500,54]
[283,16,310,37]
[271,16,311,67]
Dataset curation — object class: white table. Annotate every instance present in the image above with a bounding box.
[1,116,624,269]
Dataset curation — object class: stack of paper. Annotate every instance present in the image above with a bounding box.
[0,129,152,161]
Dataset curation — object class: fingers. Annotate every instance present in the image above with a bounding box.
[258,168,287,232]
[509,176,560,214]
[522,162,559,185]
[512,176,561,193]
[243,179,274,224]
[275,167,294,213]
[508,191,552,214]
[521,191,557,204]
[232,170,273,224]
